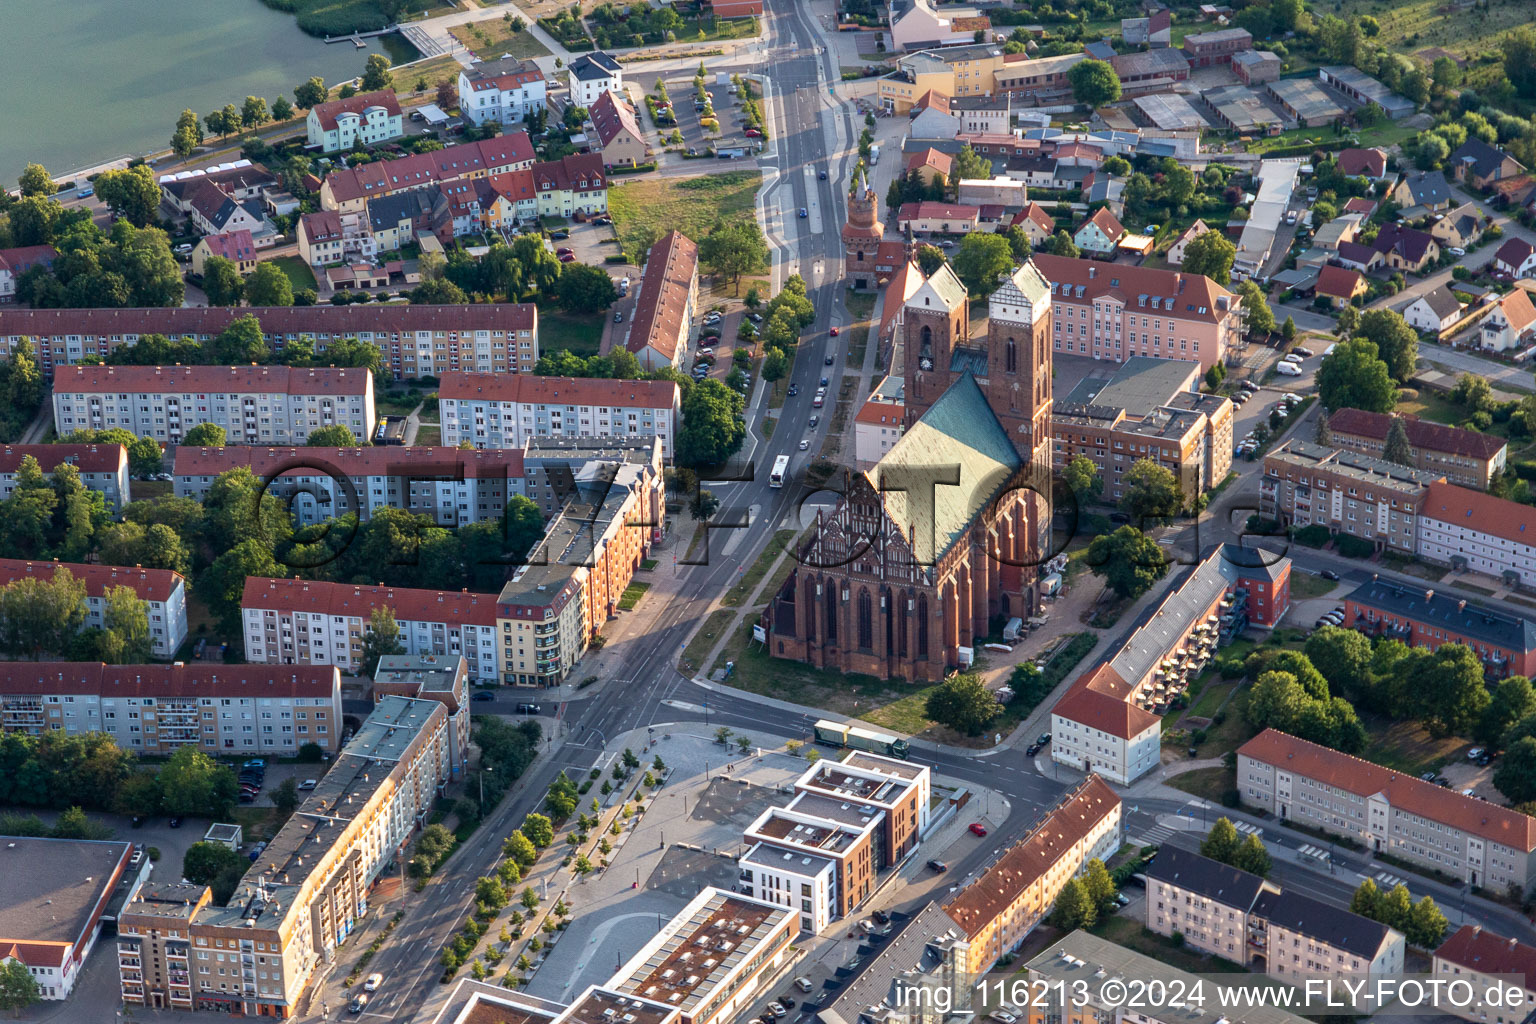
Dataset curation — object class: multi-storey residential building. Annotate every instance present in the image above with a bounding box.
[0,444,130,510]
[1183,27,1253,66]
[318,134,537,213]
[304,91,403,152]
[0,662,343,754]
[1032,253,1240,373]
[190,230,258,277]
[531,153,608,218]
[1146,846,1404,986]
[117,882,212,1011]
[1341,577,1536,678]
[1259,440,1443,555]
[820,904,971,1024]
[1238,728,1536,889]
[942,776,1121,975]
[0,304,539,379]
[122,695,451,1016]
[2,837,145,1001]
[589,90,651,169]
[1418,481,1536,587]
[440,373,680,458]
[52,365,374,447]
[1328,409,1506,490]
[373,653,471,779]
[567,51,623,108]
[296,210,347,267]
[242,577,503,682]
[1053,356,1233,500]
[876,44,1008,113]
[626,231,697,371]
[1051,545,1288,783]
[853,375,905,467]
[459,57,547,126]
[0,559,188,658]
[1433,925,1536,1024]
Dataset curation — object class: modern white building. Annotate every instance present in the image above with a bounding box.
[304,91,403,152]
[567,52,623,109]
[0,560,188,659]
[52,364,375,447]
[1401,286,1465,335]
[459,56,547,126]
[439,373,680,458]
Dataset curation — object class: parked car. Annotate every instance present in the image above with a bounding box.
[558,253,576,263]
[1037,733,1051,747]
[969,822,988,836]
[1320,569,1340,581]
[555,247,574,257]
[926,859,947,873]
[471,690,495,702]
[1468,747,1487,761]
[168,817,182,828]
[1293,346,1314,357]
[1026,742,1041,756]
[298,779,318,791]
[745,128,762,138]
[550,229,570,240]
[798,440,810,451]
[614,311,624,322]
[1449,246,1466,257]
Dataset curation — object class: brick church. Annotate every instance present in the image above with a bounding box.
[762,259,1055,682]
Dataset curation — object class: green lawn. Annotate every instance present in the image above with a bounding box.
[1361,714,1464,775]
[1289,572,1339,600]
[449,17,553,60]
[266,256,317,293]
[1092,915,1248,975]
[617,582,651,611]
[720,529,796,607]
[1168,765,1238,804]
[415,424,441,445]
[608,171,762,265]
[539,310,603,357]
[679,609,736,676]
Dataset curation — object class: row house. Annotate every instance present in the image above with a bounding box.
[459,56,547,126]
[304,91,403,153]
[625,230,697,372]
[0,304,540,379]
[0,559,187,658]
[296,209,368,268]
[1418,480,1536,592]
[1259,440,1443,555]
[1327,408,1507,490]
[318,133,537,214]
[0,444,131,510]
[531,153,608,218]
[1239,728,1536,889]
[0,661,343,755]
[439,373,680,459]
[51,364,375,448]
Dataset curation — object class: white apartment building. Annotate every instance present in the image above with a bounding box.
[304,91,403,152]
[241,577,501,683]
[0,663,343,755]
[1417,480,1536,587]
[568,52,624,108]
[1433,925,1536,1024]
[52,365,374,447]
[0,444,131,510]
[459,56,547,126]
[0,560,188,658]
[440,373,680,459]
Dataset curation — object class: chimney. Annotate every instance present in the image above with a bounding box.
[1458,600,1467,613]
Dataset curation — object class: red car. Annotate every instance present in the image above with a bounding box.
[558,253,576,263]
[745,128,762,138]
[969,822,988,837]
[830,327,840,337]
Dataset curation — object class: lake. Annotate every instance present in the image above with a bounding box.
[0,0,416,183]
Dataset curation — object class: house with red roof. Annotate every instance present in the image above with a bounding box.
[588,90,651,169]
[896,200,981,235]
[1071,206,1125,255]
[1315,263,1367,309]
[190,228,258,276]
[304,90,402,152]
[1327,407,1505,489]
[1433,926,1536,1022]
[852,375,905,467]
[626,231,697,372]
[531,152,608,218]
[0,244,57,303]
[1479,288,1536,352]
[904,146,954,186]
[1010,202,1056,248]
[458,55,547,127]
[1334,147,1388,180]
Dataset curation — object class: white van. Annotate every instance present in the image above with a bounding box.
[795,977,813,993]
[1276,362,1302,376]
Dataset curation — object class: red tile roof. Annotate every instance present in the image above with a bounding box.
[0,303,536,341]
[172,445,525,481]
[55,364,371,397]
[1012,201,1055,233]
[628,231,697,364]
[1342,197,1377,217]
[322,134,536,204]
[0,245,57,276]
[1032,253,1238,325]
[532,152,606,194]
[855,398,905,426]
[0,444,126,476]
[1316,263,1365,299]
[1500,288,1536,333]
[905,148,955,176]
[1335,147,1387,178]
[0,559,185,604]
[914,90,952,114]
[439,372,680,409]
[1435,925,1536,982]
[710,0,763,14]
[897,201,980,222]
[590,90,645,151]
[1327,409,1506,460]
[1421,479,1536,545]
[199,230,257,264]
[242,576,500,627]
[299,210,343,243]
[483,169,537,208]
[1079,206,1125,242]
[1051,663,1160,739]
[309,90,402,132]
[942,775,1120,937]
[1240,728,1536,851]
[0,662,339,700]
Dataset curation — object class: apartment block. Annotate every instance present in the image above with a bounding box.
[1260,440,1443,555]
[373,653,471,779]
[123,695,451,1016]
[0,662,343,755]
[1327,409,1507,490]
[942,775,1121,974]
[876,45,1009,113]
[1341,577,1536,679]
[440,373,680,459]
[0,304,539,380]
[1238,728,1536,890]
[1033,253,1241,373]
[242,578,502,683]
[319,134,537,213]
[117,883,213,1011]
[820,903,972,1024]
[626,231,698,372]
[52,365,373,447]
[1053,356,1234,500]
[0,559,188,658]
[1418,481,1536,589]
[459,56,547,126]
[0,444,130,510]
[304,91,403,152]
[1433,925,1536,1024]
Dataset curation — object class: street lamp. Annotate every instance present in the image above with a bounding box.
[479,765,494,812]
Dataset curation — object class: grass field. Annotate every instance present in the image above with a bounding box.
[617,582,650,611]
[679,609,736,676]
[1288,571,1339,600]
[1362,715,1464,775]
[720,529,796,607]
[608,171,762,265]
[1333,0,1529,61]
[267,256,317,293]
[539,310,603,357]
[449,17,553,60]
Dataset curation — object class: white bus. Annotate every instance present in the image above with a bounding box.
[769,454,790,488]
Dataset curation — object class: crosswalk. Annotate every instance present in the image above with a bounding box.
[1134,823,1177,846]
[1376,870,1408,889]
[1297,843,1331,864]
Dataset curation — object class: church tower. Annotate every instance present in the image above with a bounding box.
[982,259,1054,470]
[901,263,970,425]
[842,171,884,290]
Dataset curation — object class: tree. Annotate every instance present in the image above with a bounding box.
[1304,627,1374,702]
[1350,878,1383,919]
[272,97,295,122]
[1061,454,1103,506]
[1103,155,1132,177]
[522,812,554,849]
[914,244,946,275]
[1120,458,1185,525]
[294,77,327,109]
[676,379,745,468]
[17,164,53,198]
[361,54,395,92]
[1050,877,1096,930]
[182,423,227,448]
[952,233,1014,296]
[1354,309,1418,383]
[1051,229,1079,258]
[202,256,245,307]
[1380,883,1413,929]
[1416,133,1450,170]
[504,830,538,867]
[1230,833,1272,876]
[361,607,406,676]
[1453,373,1494,412]
[1480,677,1536,748]
[1495,736,1536,803]
[199,540,280,633]
[556,263,618,313]
[1382,417,1414,467]
[923,673,1002,736]
[1087,526,1168,600]
[1180,231,1236,285]
[0,958,41,1016]
[307,424,358,447]
[1317,339,1397,414]
[544,770,579,819]
[0,568,84,659]
[241,96,270,130]
[100,585,151,664]
[411,277,468,305]
[1081,858,1118,915]
[1236,280,1275,337]
[158,746,236,818]
[245,262,294,307]
[1201,817,1240,863]
[697,221,767,293]
[184,841,245,887]
[95,165,162,227]
[689,488,720,522]
[1068,59,1121,107]
[1503,26,1536,101]
[1161,165,1196,207]
[1415,643,1491,737]
[952,144,994,183]
[1405,896,1449,949]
